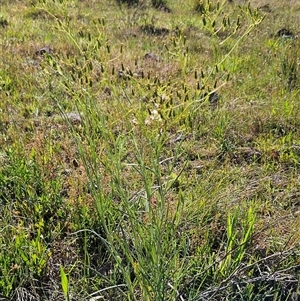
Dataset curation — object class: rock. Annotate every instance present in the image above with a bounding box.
[275,28,294,39]
[66,112,82,125]
[35,46,52,56]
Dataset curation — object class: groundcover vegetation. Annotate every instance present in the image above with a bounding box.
[0,0,300,300]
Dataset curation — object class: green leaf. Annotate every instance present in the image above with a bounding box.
[60,265,69,301]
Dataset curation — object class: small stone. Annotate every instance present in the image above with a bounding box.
[35,46,52,56]
[275,28,294,39]
[66,112,82,125]
[62,168,72,176]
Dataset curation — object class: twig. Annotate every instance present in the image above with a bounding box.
[167,282,185,301]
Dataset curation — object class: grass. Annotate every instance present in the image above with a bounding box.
[0,0,300,300]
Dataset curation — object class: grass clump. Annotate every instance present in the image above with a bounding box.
[0,0,300,300]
